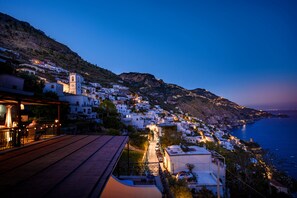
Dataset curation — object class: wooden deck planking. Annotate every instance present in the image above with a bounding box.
[0,135,100,187]
[0,135,88,174]
[0,135,128,198]
[0,135,72,162]
[46,136,128,198]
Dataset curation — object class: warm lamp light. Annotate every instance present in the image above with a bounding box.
[5,105,13,128]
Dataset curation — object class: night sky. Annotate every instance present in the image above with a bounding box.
[1,0,296,110]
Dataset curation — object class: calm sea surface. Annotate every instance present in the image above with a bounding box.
[231,110,297,179]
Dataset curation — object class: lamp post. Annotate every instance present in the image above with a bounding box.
[54,119,59,135]
[57,104,61,135]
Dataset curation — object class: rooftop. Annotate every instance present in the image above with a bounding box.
[165,145,211,156]
[194,172,222,186]
[0,135,128,198]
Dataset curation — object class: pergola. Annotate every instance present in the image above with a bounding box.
[0,89,68,147]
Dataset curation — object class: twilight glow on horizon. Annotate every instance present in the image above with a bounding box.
[1,0,296,110]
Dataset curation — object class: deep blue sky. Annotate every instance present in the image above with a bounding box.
[1,0,297,109]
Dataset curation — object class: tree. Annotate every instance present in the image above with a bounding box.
[98,99,118,117]
[0,61,14,74]
[108,128,120,136]
[102,116,122,129]
[17,71,44,94]
[129,126,148,150]
[169,177,192,198]
[160,125,181,148]
[27,104,58,122]
[195,186,215,198]
[93,99,122,130]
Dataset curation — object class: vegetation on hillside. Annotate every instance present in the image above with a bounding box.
[160,125,182,148]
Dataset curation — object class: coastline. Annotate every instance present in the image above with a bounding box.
[228,111,297,186]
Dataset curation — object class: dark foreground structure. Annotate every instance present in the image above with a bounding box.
[0,135,128,197]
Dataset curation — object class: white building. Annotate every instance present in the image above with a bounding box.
[18,63,45,73]
[122,113,146,129]
[82,85,97,96]
[59,95,96,120]
[130,114,145,129]
[164,145,225,196]
[16,67,36,75]
[183,136,203,144]
[69,73,83,95]
[220,140,234,151]
[116,104,130,117]
[135,101,150,111]
[43,83,64,96]
[57,80,70,93]
[112,84,129,90]
[204,134,215,142]
[90,82,102,88]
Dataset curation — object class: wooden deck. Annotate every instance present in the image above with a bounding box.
[0,135,128,198]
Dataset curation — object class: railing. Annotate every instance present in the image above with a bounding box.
[0,122,60,151]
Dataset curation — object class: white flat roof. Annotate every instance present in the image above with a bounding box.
[165,145,211,156]
[194,172,222,186]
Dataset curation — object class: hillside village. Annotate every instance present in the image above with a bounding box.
[17,55,244,152]
[0,47,238,195]
[1,45,294,197]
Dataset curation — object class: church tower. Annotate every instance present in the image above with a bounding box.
[69,73,83,95]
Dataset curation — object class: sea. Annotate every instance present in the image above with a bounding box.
[231,110,297,180]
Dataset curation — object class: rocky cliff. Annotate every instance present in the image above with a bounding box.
[120,72,270,129]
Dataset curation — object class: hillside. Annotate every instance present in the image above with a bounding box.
[120,72,270,128]
[0,12,120,86]
[0,12,271,128]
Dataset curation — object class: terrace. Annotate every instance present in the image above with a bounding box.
[0,88,66,151]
